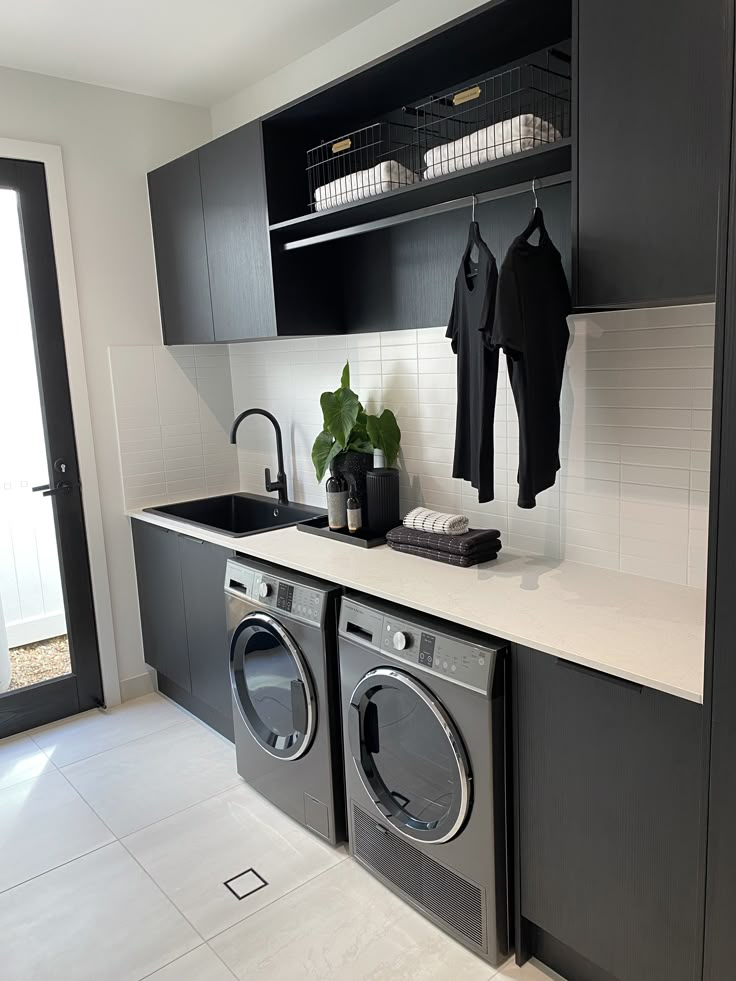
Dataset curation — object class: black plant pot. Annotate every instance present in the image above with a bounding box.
[331,452,374,517]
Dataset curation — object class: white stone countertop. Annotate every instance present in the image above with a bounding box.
[127,506,707,704]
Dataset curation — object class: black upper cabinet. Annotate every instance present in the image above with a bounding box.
[515,646,703,981]
[148,151,214,345]
[576,0,726,308]
[200,125,277,341]
[132,521,191,692]
[179,536,233,720]
[148,121,277,345]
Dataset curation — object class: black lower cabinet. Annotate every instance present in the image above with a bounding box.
[514,645,703,981]
[179,536,233,724]
[132,520,234,740]
[131,521,190,692]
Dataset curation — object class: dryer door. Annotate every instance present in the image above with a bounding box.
[230,612,316,761]
[349,667,472,844]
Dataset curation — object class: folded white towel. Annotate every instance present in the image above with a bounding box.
[423,114,561,180]
[403,507,470,536]
[314,160,416,211]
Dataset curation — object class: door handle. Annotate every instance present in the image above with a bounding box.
[33,481,74,498]
[290,680,308,735]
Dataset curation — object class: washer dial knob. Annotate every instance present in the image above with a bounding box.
[258,582,272,599]
[392,631,411,652]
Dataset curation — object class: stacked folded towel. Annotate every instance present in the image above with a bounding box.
[388,514,502,568]
[314,160,416,211]
[403,507,469,535]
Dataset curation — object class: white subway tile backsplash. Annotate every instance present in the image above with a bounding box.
[110,304,714,587]
[110,345,239,508]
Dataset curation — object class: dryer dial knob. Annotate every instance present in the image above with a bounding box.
[392,631,411,652]
[258,582,272,599]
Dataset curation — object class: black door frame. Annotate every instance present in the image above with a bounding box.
[0,157,103,737]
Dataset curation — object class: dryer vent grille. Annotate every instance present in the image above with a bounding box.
[352,804,486,950]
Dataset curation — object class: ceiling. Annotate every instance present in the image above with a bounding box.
[0,0,401,106]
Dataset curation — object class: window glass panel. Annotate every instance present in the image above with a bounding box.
[241,626,299,737]
[368,684,458,826]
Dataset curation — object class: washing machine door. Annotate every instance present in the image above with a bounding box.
[349,667,472,844]
[230,612,316,761]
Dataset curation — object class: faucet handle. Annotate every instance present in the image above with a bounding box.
[265,467,282,491]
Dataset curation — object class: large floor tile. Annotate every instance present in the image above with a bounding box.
[0,769,114,893]
[210,859,492,980]
[0,733,56,790]
[30,693,185,766]
[0,842,200,981]
[124,783,345,939]
[62,720,240,836]
[145,945,236,980]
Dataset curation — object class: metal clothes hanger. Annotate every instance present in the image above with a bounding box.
[467,193,482,254]
[521,177,546,241]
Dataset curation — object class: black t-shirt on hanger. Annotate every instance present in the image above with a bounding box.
[446,221,499,504]
[491,207,572,509]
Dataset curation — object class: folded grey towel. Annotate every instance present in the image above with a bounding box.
[388,540,500,567]
[403,507,469,535]
[387,525,501,556]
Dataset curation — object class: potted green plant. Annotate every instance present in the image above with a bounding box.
[312,362,401,513]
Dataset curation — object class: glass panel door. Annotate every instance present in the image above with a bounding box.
[0,187,69,695]
[0,158,102,738]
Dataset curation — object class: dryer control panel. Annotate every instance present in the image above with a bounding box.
[339,596,505,693]
[225,559,327,627]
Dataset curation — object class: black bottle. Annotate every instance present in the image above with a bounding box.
[326,471,347,530]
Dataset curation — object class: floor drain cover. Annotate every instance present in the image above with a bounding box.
[224,868,268,900]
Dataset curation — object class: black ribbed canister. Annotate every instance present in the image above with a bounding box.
[365,468,400,535]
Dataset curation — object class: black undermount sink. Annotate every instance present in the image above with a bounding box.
[144,493,324,538]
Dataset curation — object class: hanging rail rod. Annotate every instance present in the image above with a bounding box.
[279,171,571,252]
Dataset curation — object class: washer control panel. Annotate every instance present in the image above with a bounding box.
[225,560,325,626]
[339,597,503,692]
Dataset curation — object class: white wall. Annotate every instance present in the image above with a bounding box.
[0,67,211,694]
[211,0,489,135]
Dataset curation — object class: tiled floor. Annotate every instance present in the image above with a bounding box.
[0,693,559,981]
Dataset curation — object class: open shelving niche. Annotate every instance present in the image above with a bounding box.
[261,0,573,334]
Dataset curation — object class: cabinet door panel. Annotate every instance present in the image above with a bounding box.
[131,522,190,691]
[200,122,277,341]
[577,0,724,307]
[516,646,702,981]
[179,536,233,719]
[148,150,214,345]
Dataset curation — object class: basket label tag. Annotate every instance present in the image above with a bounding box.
[453,85,481,106]
[331,137,352,154]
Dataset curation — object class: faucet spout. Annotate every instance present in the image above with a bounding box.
[230,408,289,505]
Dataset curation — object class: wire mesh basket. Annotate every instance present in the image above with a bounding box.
[304,60,570,212]
[306,121,416,212]
[412,62,570,181]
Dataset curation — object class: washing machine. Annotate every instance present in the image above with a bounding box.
[338,592,510,966]
[225,557,345,844]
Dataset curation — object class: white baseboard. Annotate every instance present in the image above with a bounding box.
[119,670,155,702]
[7,613,67,649]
